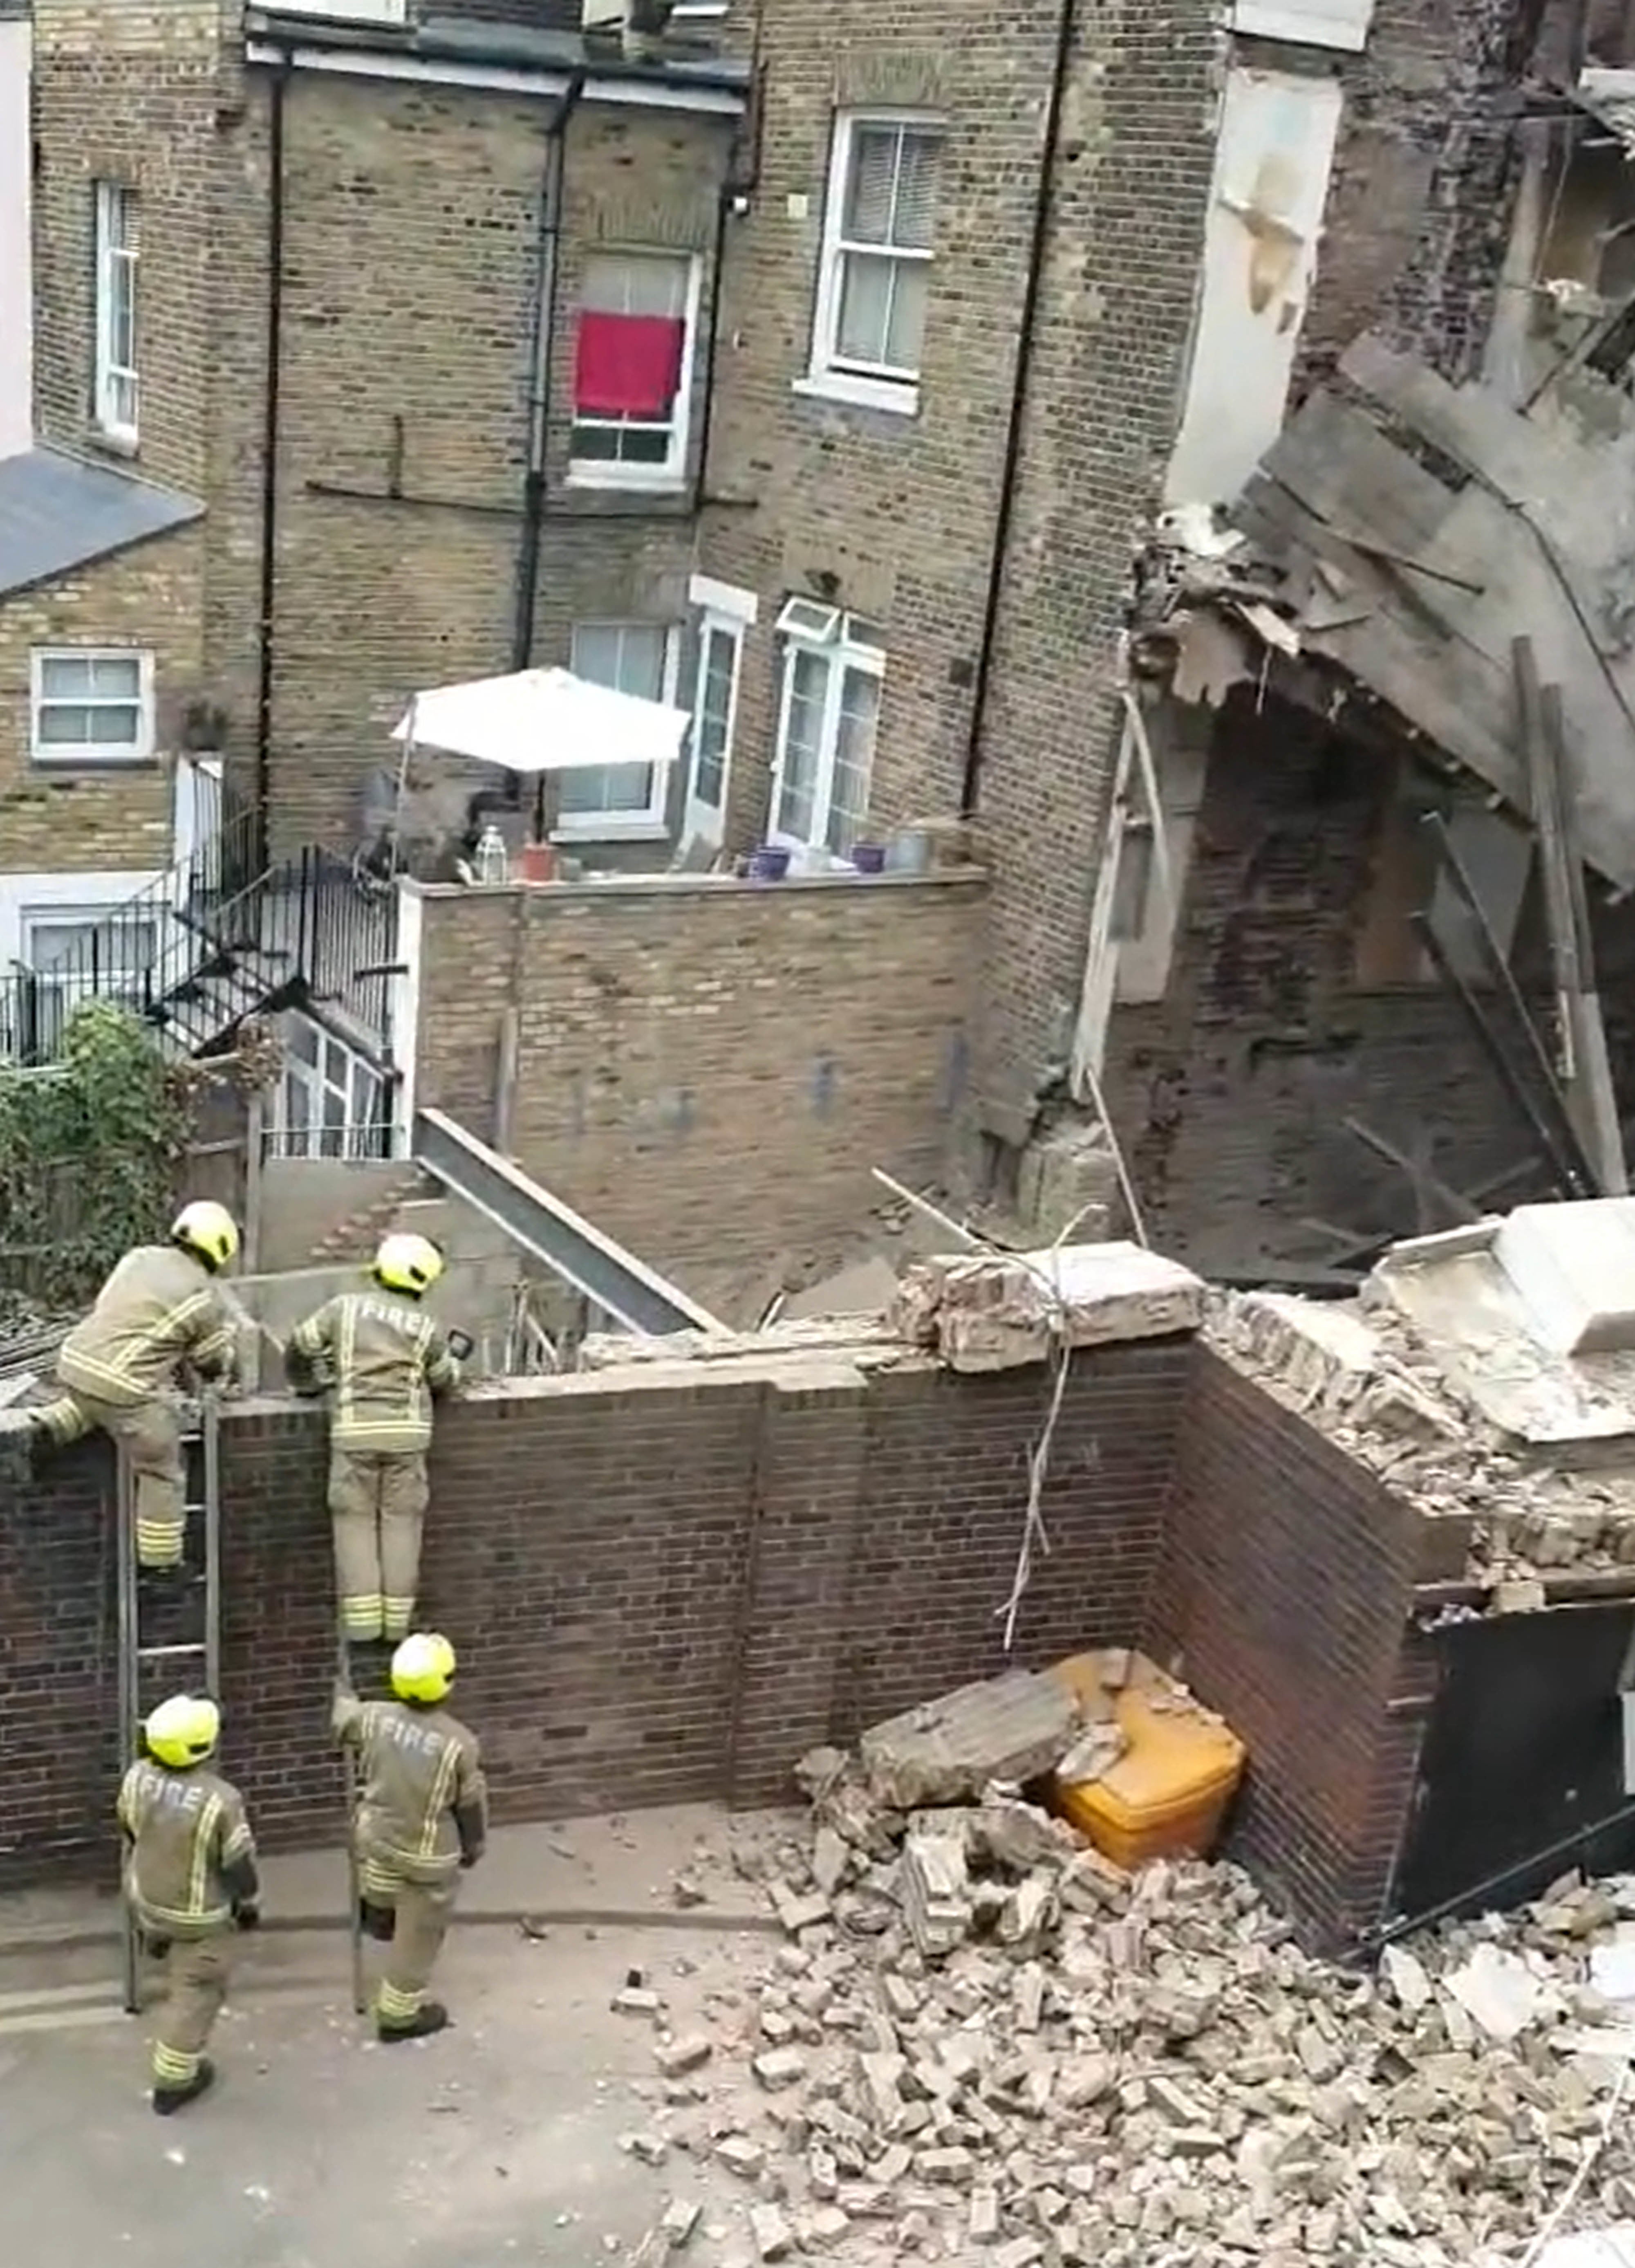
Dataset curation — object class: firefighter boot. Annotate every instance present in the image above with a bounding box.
[153,2058,216,2117]
[378,2001,449,2045]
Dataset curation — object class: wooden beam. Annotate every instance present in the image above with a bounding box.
[1538,675,1628,1193]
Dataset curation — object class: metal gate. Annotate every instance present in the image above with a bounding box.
[1391,1603,1635,1924]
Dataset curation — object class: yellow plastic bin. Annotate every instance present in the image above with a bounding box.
[1049,1655,1245,1871]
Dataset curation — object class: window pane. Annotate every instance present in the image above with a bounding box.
[894,131,941,251]
[776,649,828,841]
[557,762,655,816]
[844,126,900,245]
[836,251,895,365]
[581,251,689,320]
[693,627,735,808]
[571,623,666,702]
[88,655,140,698]
[40,656,94,698]
[884,261,929,374]
[289,1014,321,1067]
[87,704,140,746]
[826,666,880,856]
[37,705,94,745]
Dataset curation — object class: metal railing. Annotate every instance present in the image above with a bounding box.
[260,1116,398,1164]
[0,831,401,1068]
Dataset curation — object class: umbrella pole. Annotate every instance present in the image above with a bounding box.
[533,772,546,844]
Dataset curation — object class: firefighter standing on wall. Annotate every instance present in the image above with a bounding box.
[285,1234,461,1648]
[25,1201,240,1574]
[118,1692,260,2115]
[334,1631,487,2043]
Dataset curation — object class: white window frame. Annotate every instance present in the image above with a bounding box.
[271,1009,390,1161]
[554,621,682,841]
[568,250,703,493]
[17,900,161,1050]
[799,110,942,419]
[768,599,885,859]
[29,647,155,767]
[683,575,757,847]
[93,180,139,446]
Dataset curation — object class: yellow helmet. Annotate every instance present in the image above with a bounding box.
[391,1632,456,1706]
[375,1232,444,1297]
[172,1199,239,1272]
[145,1693,220,1769]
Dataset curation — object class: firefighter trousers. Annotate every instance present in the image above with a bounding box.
[329,1447,429,1643]
[38,1389,185,1567]
[148,1930,231,2090]
[358,1850,455,2028]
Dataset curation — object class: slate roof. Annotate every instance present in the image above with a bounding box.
[0,446,204,601]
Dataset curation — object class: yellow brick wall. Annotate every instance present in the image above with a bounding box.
[0,523,204,875]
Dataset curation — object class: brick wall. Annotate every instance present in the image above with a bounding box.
[1149,1348,1468,1949]
[0,1328,1189,1885]
[409,870,985,1301]
[0,525,202,876]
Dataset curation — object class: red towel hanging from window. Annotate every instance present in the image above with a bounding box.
[574,310,686,418]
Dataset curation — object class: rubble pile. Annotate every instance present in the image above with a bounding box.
[620,1698,1635,2268]
[1207,1289,1635,1587]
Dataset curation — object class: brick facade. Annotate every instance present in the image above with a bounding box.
[0,526,200,875]
[0,1323,1480,1952]
[409,870,985,1303]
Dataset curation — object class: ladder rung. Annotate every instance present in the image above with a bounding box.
[136,1641,209,1662]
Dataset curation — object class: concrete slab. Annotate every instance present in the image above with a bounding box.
[1495,1200,1635,1356]
[0,1917,758,2268]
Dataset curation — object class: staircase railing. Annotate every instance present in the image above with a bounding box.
[0,816,399,1067]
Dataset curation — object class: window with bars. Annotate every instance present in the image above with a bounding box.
[558,621,679,832]
[94,182,139,444]
[570,250,697,485]
[811,114,942,407]
[22,906,159,1047]
[770,601,884,859]
[30,649,154,766]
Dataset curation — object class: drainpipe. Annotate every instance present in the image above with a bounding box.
[690,182,732,513]
[959,0,1076,819]
[511,73,585,678]
[253,52,291,875]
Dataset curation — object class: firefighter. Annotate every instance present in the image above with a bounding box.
[334,1631,486,2042]
[29,1201,240,1573]
[286,1233,461,1647]
[118,1691,260,2115]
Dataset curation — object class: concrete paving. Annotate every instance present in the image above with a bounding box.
[0,1807,795,2267]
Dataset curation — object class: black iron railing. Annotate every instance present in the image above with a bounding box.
[0,822,400,1068]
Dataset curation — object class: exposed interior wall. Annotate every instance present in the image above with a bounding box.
[1100,682,1635,1274]
[408,872,986,1311]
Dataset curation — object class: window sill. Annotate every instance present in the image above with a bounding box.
[549,821,671,846]
[89,426,140,460]
[792,371,920,419]
[564,469,689,498]
[29,756,157,777]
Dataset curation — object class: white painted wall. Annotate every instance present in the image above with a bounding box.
[0,14,31,464]
[0,869,166,968]
[1165,68,1344,512]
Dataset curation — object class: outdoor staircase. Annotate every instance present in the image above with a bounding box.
[2,805,400,1069]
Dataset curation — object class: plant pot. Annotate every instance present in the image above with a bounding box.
[517,841,558,882]
[849,843,886,874]
[747,845,791,882]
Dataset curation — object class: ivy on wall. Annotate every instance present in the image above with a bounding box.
[0,1005,195,1312]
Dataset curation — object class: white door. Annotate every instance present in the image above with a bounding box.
[683,614,744,848]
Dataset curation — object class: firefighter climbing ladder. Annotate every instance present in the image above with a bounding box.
[114,1397,222,2016]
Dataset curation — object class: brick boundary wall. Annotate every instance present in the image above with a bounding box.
[0,1337,1190,1891]
[1149,1348,1472,1952]
[0,1334,1466,1948]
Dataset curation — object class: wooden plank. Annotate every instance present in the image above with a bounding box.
[1343,334,1592,519]
[1260,392,1460,560]
[1536,673,1628,1195]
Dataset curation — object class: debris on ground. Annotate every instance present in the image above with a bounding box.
[616,1700,1635,2268]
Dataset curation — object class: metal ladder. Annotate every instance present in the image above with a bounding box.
[114,1397,222,2015]
[338,1623,367,2017]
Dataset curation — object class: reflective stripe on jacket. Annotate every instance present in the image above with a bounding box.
[57,1246,237,1410]
[291,1289,458,1453]
[333,1696,486,1883]
[117,1760,258,1937]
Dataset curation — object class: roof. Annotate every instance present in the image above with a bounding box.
[248,2,750,95]
[0,447,204,601]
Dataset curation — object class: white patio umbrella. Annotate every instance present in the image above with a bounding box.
[391,666,690,775]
